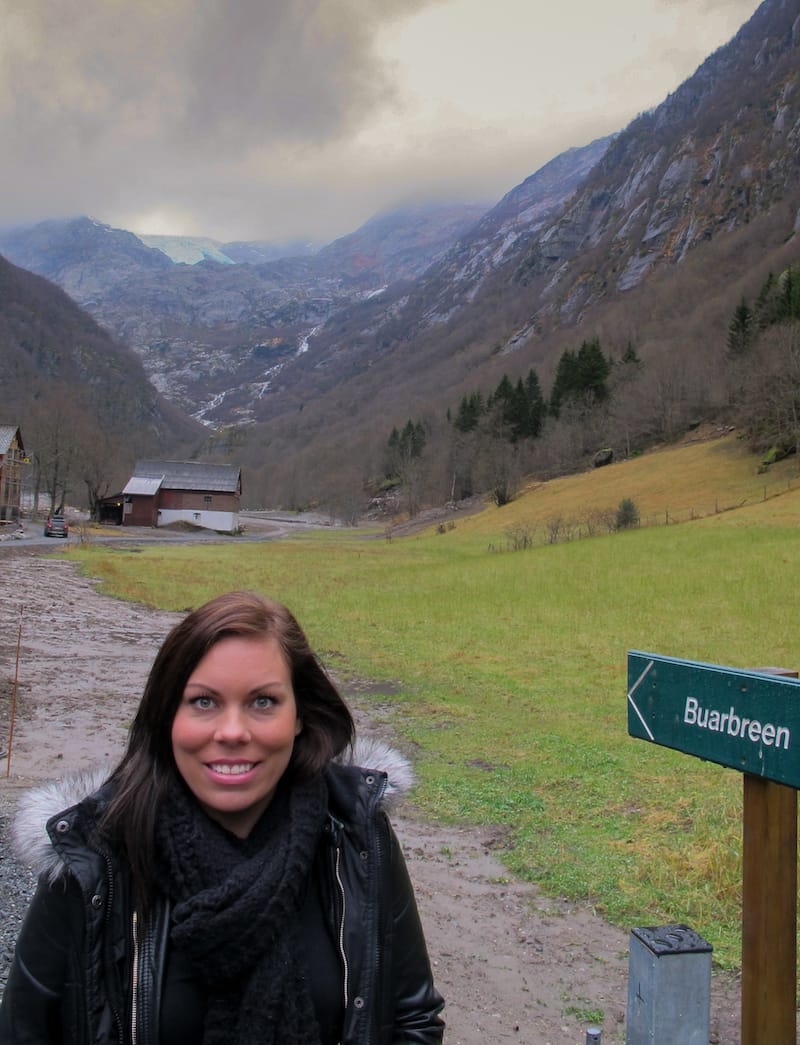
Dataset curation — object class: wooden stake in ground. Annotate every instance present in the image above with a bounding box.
[6,610,22,778]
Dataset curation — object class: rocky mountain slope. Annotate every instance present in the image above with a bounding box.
[295,2,797,388]
[506,0,800,331]
[0,253,201,459]
[295,135,614,381]
[215,0,800,505]
[0,203,488,425]
[315,202,490,284]
[302,0,800,376]
[411,136,614,322]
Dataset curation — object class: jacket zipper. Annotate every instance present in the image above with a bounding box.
[131,910,140,1045]
[333,772,387,1045]
[333,842,349,1010]
[103,852,126,1045]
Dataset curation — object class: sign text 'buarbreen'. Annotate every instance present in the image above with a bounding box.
[627,651,800,787]
[683,697,790,750]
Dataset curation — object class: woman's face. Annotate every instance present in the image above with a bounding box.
[171,634,301,838]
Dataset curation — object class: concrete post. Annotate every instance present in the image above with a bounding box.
[626,925,712,1044]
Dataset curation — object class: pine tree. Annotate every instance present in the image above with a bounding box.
[576,337,611,402]
[486,375,516,440]
[549,349,579,417]
[385,419,428,517]
[524,368,545,438]
[550,338,610,415]
[452,393,484,433]
[505,379,530,442]
[489,375,514,409]
[385,420,426,477]
[727,298,755,356]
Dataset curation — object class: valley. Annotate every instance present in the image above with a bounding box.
[0,0,799,518]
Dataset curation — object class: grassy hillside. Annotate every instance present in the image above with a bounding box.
[70,434,800,968]
[446,429,800,543]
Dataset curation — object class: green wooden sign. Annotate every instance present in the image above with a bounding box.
[628,651,800,787]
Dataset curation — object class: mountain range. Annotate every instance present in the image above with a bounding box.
[1,0,799,510]
[0,201,488,425]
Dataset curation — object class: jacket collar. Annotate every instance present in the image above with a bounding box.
[11,767,113,883]
[11,738,413,880]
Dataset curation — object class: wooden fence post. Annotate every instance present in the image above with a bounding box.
[741,667,798,1045]
[741,776,797,1044]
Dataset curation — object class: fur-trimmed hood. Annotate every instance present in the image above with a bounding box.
[11,736,414,881]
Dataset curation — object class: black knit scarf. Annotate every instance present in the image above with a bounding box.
[154,773,328,1045]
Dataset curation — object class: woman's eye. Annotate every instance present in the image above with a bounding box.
[189,695,215,709]
[253,695,275,710]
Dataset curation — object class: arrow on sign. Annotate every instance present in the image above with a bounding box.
[627,658,655,741]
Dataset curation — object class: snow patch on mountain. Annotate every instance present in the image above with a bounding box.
[138,235,235,265]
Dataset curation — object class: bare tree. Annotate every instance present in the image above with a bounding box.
[477,436,521,507]
[27,393,84,513]
[77,424,130,521]
[731,324,800,458]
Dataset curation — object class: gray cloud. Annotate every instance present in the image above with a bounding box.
[1,1,437,156]
[0,0,445,236]
[0,0,763,242]
[179,1,395,148]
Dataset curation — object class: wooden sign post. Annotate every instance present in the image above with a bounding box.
[627,651,800,1044]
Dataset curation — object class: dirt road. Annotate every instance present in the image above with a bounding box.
[0,549,741,1043]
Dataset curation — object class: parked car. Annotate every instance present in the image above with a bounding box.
[43,514,69,538]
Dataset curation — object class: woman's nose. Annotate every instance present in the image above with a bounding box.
[213,709,251,743]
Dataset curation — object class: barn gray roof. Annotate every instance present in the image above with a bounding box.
[0,426,21,455]
[127,460,241,494]
[123,476,163,496]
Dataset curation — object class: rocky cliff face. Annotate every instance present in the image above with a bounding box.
[396,136,614,329]
[304,0,800,374]
[510,0,800,328]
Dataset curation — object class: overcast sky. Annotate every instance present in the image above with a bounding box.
[0,0,761,245]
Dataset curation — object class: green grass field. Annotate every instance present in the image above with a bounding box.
[69,434,800,968]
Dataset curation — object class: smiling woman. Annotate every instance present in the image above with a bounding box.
[0,591,444,1045]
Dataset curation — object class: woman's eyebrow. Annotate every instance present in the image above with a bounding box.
[183,680,291,693]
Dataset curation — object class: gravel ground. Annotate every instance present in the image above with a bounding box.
[0,791,38,996]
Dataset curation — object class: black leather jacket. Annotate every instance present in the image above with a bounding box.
[0,760,444,1044]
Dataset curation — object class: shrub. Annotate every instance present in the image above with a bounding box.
[616,498,640,530]
[505,524,536,551]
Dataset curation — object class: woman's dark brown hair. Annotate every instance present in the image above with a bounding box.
[102,591,354,905]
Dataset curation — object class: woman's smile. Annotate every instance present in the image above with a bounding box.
[206,761,258,777]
